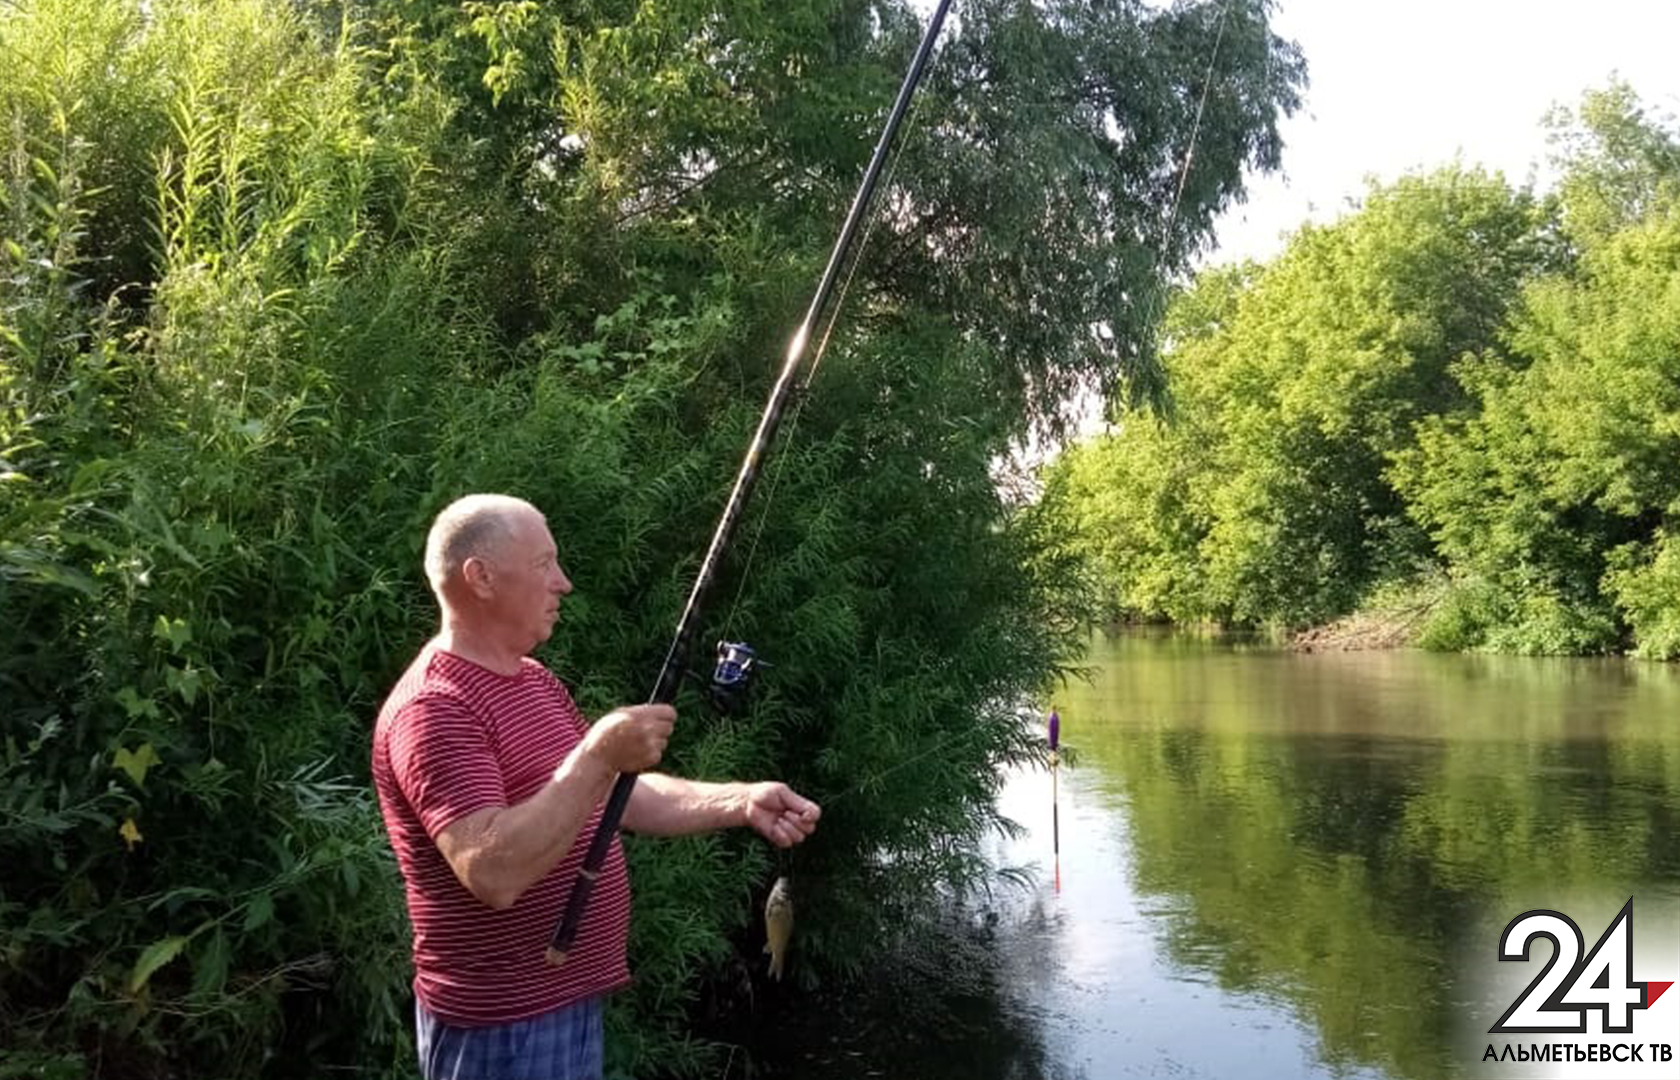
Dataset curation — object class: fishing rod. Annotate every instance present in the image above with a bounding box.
[547,0,959,966]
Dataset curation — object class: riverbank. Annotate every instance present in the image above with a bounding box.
[1097,583,1446,653]
[1289,607,1428,651]
[1102,608,1429,653]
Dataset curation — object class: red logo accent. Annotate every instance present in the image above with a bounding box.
[1648,981,1672,1007]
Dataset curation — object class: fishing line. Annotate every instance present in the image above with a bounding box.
[778,0,1234,810]
[765,2,1232,918]
[718,34,944,642]
[816,711,1019,811]
[1126,0,1232,400]
[724,0,1231,630]
[799,46,934,394]
[1161,0,1232,262]
[774,715,1000,897]
[551,0,961,962]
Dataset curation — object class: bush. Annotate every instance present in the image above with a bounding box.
[2,1,1300,1074]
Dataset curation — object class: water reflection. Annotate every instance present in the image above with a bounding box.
[998,634,1680,1080]
[759,634,1680,1078]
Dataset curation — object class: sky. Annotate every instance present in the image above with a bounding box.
[1207,0,1680,265]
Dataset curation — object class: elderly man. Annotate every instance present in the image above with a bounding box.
[372,494,820,1080]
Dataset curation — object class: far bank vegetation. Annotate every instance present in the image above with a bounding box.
[1040,84,1680,659]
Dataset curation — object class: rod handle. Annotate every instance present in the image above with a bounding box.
[547,771,638,965]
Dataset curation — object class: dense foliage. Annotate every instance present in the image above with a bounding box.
[0,1,1301,1075]
[1040,82,1680,658]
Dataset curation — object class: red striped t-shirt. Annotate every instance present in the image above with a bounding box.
[371,646,632,1025]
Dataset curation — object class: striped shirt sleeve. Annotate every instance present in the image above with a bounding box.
[387,693,508,840]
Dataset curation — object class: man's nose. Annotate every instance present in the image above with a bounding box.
[555,568,573,596]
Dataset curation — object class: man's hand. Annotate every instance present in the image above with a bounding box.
[584,704,676,774]
[433,703,674,910]
[742,782,821,848]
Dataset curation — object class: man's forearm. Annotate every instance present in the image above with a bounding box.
[498,746,619,878]
[621,773,747,837]
[439,742,617,909]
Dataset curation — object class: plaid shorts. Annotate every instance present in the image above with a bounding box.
[416,996,604,1080]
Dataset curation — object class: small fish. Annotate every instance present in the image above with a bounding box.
[763,876,793,981]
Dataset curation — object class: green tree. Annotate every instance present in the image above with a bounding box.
[1043,167,1546,629]
[1390,86,1680,655]
[1545,79,1680,249]
[1396,203,1680,655]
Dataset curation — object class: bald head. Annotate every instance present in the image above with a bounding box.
[424,494,543,597]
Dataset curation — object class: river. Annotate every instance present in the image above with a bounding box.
[756,632,1680,1079]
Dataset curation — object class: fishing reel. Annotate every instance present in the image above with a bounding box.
[704,640,764,714]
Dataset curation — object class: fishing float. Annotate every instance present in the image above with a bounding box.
[1048,707,1060,893]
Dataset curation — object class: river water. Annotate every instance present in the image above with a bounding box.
[758,632,1680,1079]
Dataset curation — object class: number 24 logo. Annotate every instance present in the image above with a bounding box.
[1490,898,1672,1034]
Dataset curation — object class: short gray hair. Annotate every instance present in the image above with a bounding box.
[423,494,539,594]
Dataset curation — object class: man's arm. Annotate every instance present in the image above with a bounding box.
[623,774,821,847]
[433,704,673,909]
[620,774,745,836]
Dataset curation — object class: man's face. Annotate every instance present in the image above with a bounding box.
[486,511,573,650]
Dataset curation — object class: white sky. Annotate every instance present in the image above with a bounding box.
[904,0,1680,451]
[1207,0,1680,265]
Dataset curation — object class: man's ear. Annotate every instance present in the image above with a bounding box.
[461,555,496,600]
